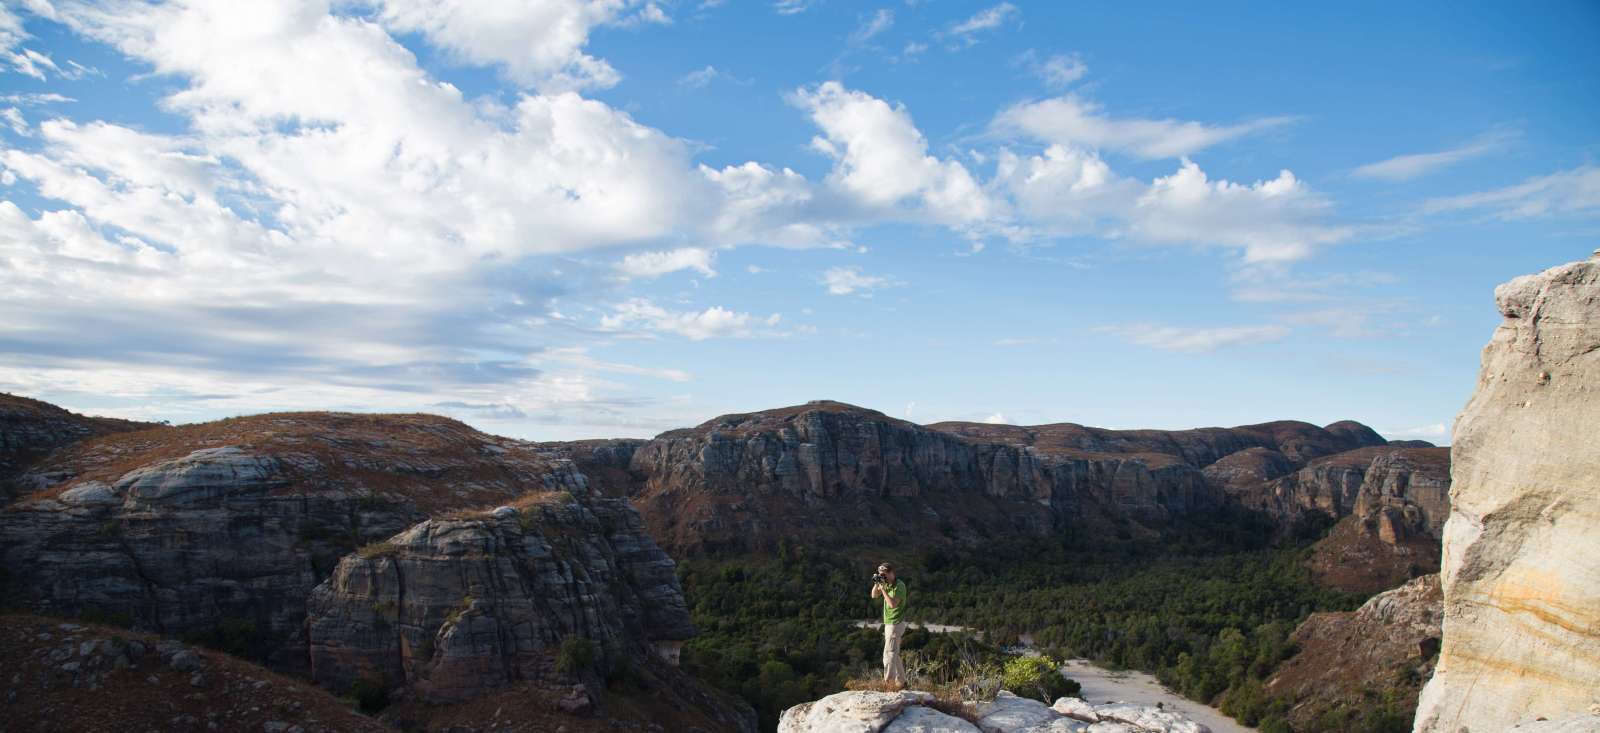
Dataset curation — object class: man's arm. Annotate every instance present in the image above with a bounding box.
[870,582,882,600]
[884,583,902,609]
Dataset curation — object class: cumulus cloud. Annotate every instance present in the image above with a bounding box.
[1098,323,1292,352]
[793,81,994,226]
[1125,160,1350,263]
[616,247,717,279]
[995,95,1295,159]
[599,298,782,340]
[368,0,654,91]
[1421,165,1600,220]
[1353,129,1514,181]
[821,266,891,295]
[983,412,1008,424]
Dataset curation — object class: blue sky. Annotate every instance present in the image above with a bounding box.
[1,1,1597,442]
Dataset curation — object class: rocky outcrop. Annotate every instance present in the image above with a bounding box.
[1265,574,1442,728]
[1414,253,1600,732]
[305,496,693,701]
[0,613,389,733]
[777,690,1211,733]
[574,400,1394,552]
[0,393,155,503]
[0,412,591,672]
[1218,445,1450,537]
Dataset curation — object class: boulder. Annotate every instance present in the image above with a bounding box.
[882,705,984,733]
[974,691,1083,733]
[778,690,936,733]
[1415,252,1600,732]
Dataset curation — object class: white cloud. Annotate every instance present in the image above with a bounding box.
[821,266,891,295]
[944,3,1018,46]
[679,65,721,88]
[369,0,644,91]
[995,95,1294,159]
[983,412,1008,424]
[1353,130,1513,181]
[1421,165,1600,220]
[1126,160,1350,263]
[792,81,994,226]
[773,0,813,15]
[850,9,894,44]
[1098,323,1291,352]
[1017,50,1087,88]
[616,247,717,279]
[1383,423,1448,443]
[1,108,27,136]
[600,298,780,340]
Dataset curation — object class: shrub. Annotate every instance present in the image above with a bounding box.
[557,636,596,676]
[1002,655,1078,704]
[349,675,389,714]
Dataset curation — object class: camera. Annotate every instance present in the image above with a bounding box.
[872,572,887,585]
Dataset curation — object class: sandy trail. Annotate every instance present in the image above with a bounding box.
[1060,659,1256,733]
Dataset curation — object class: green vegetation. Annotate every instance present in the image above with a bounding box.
[1002,655,1079,704]
[557,636,597,676]
[680,507,1363,732]
[182,616,277,664]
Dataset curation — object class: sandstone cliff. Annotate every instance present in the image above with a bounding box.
[544,400,1415,553]
[303,494,749,724]
[1266,574,1442,729]
[1414,253,1600,732]
[0,412,592,671]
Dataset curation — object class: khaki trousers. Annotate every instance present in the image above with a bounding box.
[882,622,907,684]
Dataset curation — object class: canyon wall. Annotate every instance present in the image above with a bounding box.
[1414,253,1600,732]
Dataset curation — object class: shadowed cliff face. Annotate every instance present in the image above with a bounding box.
[543,399,1420,554]
[0,413,611,672]
[306,495,694,702]
[1415,253,1600,732]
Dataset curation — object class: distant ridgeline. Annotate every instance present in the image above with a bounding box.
[538,400,1451,564]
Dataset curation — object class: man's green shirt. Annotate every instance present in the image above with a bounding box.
[881,579,907,625]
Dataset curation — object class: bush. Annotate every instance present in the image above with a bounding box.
[557,636,596,676]
[349,675,389,714]
[1001,656,1078,704]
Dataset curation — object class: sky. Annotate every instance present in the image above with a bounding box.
[0,1,1597,443]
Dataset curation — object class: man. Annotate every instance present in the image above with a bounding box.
[870,562,908,687]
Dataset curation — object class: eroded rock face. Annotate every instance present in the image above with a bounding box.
[578,400,1390,552]
[1266,574,1442,729]
[304,495,693,703]
[1415,253,1600,732]
[0,412,589,672]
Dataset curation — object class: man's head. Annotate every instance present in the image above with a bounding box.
[878,562,896,583]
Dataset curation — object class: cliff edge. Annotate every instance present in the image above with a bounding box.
[1414,252,1600,732]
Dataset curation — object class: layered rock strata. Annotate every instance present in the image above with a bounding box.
[304,495,695,703]
[1414,253,1600,732]
[0,412,591,672]
[549,400,1403,552]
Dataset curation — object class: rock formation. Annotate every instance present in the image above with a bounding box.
[304,494,751,730]
[0,392,155,503]
[0,613,389,733]
[0,412,593,671]
[1266,574,1442,729]
[1414,253,1600,732]
[544,400,1408,553]
[777,690,1211,733]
